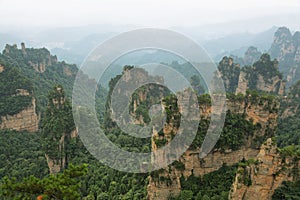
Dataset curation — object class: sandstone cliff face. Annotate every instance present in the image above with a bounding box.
[147,96,279,200]
[29,61,48,73]
[235,71,248,95]
[236,72,284,95]
[108,67,166,126]
[45,150,66,174]
[235,60,285,95]
[219,55,285,95]
[269,27,300,86]
[147,148,261,200]
[0,93,39,133]
[0,64,39,132]
[256,74,285,95]
[229,138,299,200]
[294,50,300,63]
[46,129,78,174]
[270,27,296,61]
[0,64,4,73]
[27,54,57,73]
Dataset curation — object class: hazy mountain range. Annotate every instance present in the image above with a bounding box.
[0,22,292,66]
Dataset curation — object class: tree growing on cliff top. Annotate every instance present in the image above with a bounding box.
[1,164,88,199]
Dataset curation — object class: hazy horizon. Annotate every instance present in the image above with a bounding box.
[1,0,300,63]
[0,0,300,33]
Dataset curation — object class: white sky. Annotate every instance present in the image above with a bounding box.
[0,0,299,28]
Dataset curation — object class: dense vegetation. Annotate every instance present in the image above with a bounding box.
[0,53,149,199]
[0,59,33,117]
[273,81,300,199]
[190,108,259,151]
[175,165,237,200]
[0,44,107,124]
[1,164,87,200]
[218,56,240,93]
[0,130,48,180]
[1,44,78,115]
[0,84,149,199]
[272,180,300,200]
[277,80,300,148]
[216,111,258,150]
[0,44,299,199]
[0,131,149,199]
[42,85,75,164]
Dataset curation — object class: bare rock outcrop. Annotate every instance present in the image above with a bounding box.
[229,138,299,200]
[0,93,39,133]
[235,54,285,95]
[235,71,248,95]
[256,74,285,95]
[0,64,4,73]
[269,27,300,86]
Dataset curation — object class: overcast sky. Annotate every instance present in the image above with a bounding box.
[0,0,299,30]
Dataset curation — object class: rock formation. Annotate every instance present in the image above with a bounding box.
[218,54,285,95]
[218,57,241,93]
[4,43,58,73]
[270,27,295,62]
[43,86,77,174]
[269,27,300,86]
[236,71,284,95]
[0,96,39,132]
[0,64,4,73]
[104,66,291,199]
[0,61,39,132]
[147,94,280,200]
[229,138,299,200]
